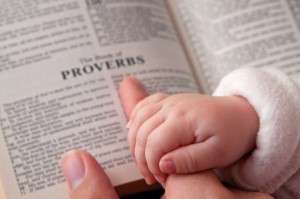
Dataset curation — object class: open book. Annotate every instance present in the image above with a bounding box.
[1,0,300,198]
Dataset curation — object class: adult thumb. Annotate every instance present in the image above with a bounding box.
[61,150,119,199]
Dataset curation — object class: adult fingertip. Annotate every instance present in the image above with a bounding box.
[122,76,140,84]
[119,76,148,118]
[119,76,146,96]
[61,150,86,191]
[61,150,119,199]
[119,76,135,92]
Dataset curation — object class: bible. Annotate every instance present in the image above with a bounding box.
[1,0,300,198]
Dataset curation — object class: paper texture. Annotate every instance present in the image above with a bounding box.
[0,185,5,199]
[170,0,300,93]
[0,0,198,198]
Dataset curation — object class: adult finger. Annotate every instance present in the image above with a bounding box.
[164,171,232,199]
[119,77,158,184]
[232,190,274,199]
[61,150,119,199]
[119,77,149,154]
[119,77,148,118]
[130,93,168,122]
[164,170,274,199]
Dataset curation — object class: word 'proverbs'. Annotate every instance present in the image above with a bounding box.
[61,56,145,80]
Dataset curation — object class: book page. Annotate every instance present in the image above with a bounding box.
[169,0,300,93]
[0,185,4,199]
[0,0,198,198]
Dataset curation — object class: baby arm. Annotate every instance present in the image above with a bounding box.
[214,68,300,198]
[127,93,259,184]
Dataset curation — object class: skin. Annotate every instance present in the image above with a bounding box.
[61,77,273,199]
[61,150,273,199]
[127,86,259,184]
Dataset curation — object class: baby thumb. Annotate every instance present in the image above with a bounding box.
[61,150,119,199]
[159,141,218,174]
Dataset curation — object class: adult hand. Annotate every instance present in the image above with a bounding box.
[61,150,118,199]
[59,77,149,199]
[164,171,272,199]
[60,77,273,199]
[61,150,272,199]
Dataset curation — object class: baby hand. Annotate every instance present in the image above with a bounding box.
[127,93,259,184]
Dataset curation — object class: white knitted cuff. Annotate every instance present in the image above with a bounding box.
[213,67,300,193]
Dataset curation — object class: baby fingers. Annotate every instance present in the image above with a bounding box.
[128,103,162,158]
[128,93,167,156]
[134,113,165,184]
[130,93,168,123]
[159,136,225,174]
[127,93,167,184]
[144,116,195,180]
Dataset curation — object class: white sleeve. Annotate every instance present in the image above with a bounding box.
[213,67,300,197]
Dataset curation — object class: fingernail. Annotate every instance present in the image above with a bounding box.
[61,150,86,190]
[160,159,176,174]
